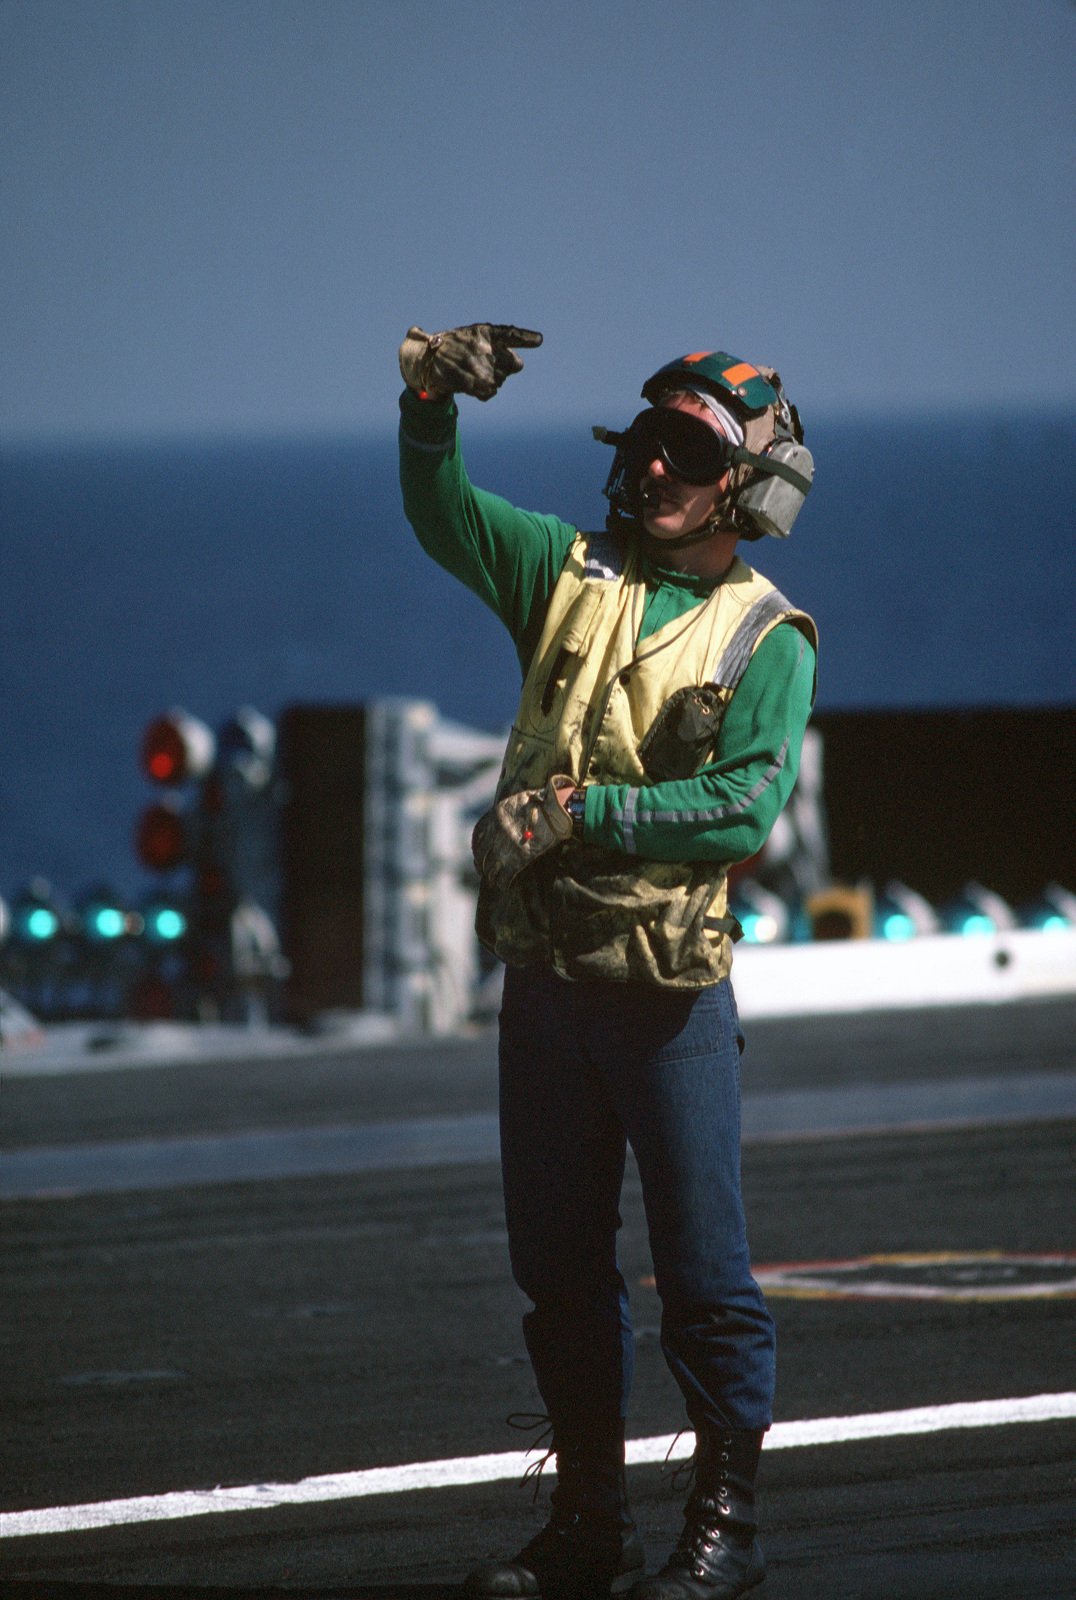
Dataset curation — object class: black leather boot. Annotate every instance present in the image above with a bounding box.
[463,1421,645,1599]
[631,1428,765,1600]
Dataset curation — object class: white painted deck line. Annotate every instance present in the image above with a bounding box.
[3,1392,1073,1539]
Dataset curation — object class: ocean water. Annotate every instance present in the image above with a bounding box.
[2,411,1073,901]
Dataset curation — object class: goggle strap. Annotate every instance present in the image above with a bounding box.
[730,446,812,496]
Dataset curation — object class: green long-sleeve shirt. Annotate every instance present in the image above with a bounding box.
[399,389,816,866]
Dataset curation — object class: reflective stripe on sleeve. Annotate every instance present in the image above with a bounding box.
[616,736,791,832]
[621,786,640,853]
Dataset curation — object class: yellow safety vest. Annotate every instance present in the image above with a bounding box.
[477,531,817,987]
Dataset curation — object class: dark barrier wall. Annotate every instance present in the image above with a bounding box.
[278,705,367,1018]
[812,707,1075,906]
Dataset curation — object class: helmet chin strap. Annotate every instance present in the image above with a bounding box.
[639,500,736,553]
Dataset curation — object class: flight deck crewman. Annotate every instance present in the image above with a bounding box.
[398,321,817,1600]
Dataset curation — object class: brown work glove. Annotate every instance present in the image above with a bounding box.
[471,776,574,893]
[399,323,543,401]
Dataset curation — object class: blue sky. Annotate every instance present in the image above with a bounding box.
[2,0,1073,439]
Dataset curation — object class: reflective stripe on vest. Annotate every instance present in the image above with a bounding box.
[712,588,797,691]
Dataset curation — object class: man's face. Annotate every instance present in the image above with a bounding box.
[638,391,733,542]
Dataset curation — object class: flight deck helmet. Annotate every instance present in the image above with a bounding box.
[641,350,781,415]
[595,349,814,541]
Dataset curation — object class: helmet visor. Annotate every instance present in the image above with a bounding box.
[624,407,735,486]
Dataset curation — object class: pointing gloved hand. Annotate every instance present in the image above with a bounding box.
[471,776,574,893]
[399,323,543,402]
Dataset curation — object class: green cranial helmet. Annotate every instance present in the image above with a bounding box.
[637,350,815,540]
[641,351,780,414]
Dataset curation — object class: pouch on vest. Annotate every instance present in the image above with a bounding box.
[529,585,606,724]
[638,684,728,782]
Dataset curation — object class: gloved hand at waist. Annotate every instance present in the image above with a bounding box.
[471,776,575,892]
[399,323,542,401]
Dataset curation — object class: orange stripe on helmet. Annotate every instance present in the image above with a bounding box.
[681,352,714,364]
[722,362,759,385]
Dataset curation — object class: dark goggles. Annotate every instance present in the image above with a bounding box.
[623,406,736,486]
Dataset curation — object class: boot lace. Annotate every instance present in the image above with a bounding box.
[506,1411,558,1503]
[665,1431,740,1578]
[660,1428,698,1494]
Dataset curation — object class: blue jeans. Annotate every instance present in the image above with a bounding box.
[498,964,775,1434]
